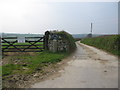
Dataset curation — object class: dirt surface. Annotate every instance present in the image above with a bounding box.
[2,52,71,88]
[31,41,118,88]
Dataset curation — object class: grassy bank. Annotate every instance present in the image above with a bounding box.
[2,51,68,88]
[81,35,120,56]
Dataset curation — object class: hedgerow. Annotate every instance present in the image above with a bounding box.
[81,35,120,56]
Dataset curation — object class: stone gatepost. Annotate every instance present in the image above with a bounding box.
[44,31,50,51]
[45,30,69,53]
[52,39,57,52]
[48,32,58,52]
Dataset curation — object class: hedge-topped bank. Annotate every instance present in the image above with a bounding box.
[57,31,76,52]
[81,35,120,56]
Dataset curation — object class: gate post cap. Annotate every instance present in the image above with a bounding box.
[45,31,50,35]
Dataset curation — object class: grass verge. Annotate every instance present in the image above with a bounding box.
[2,51,69,88]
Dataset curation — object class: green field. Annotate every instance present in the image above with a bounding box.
[2,42,44,52]
[2,42,43,47]
[81,35,120,56]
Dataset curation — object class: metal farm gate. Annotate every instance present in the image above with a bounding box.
[2,36,44,52]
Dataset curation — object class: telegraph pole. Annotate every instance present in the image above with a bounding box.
[87,22,93,38]
[91,22,93,34]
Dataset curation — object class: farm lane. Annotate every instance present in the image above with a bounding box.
[31,41,118,88]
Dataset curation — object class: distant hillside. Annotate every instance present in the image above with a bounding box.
[1,33,43,37]
[72,34,102,38]
[0,33,112,39]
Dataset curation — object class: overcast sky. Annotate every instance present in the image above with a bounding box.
[0,0,118,34]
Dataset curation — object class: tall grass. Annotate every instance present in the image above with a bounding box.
[81,35,120,56]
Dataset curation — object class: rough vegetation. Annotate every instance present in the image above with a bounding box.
[81,35,120,56]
